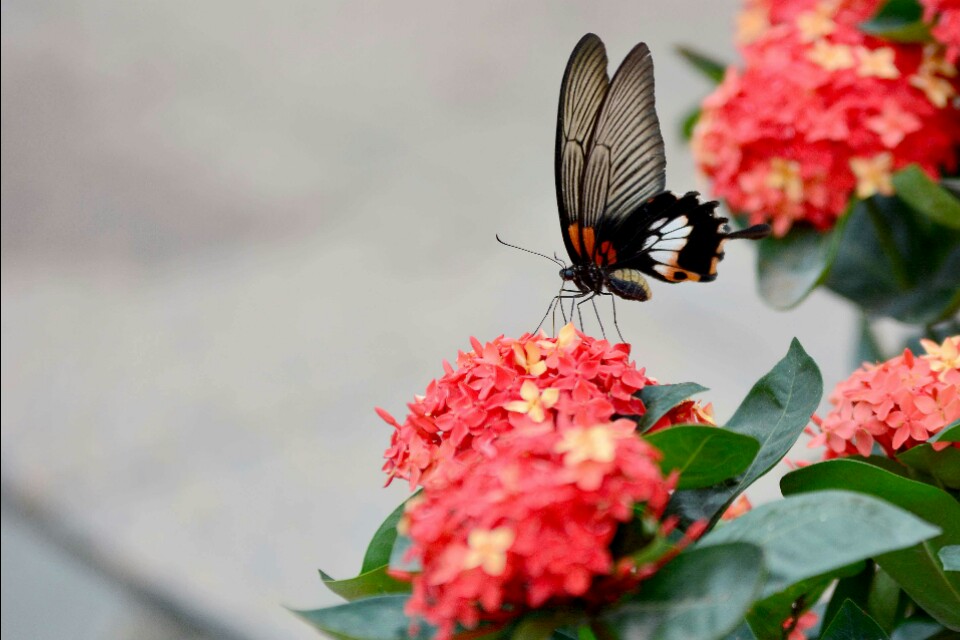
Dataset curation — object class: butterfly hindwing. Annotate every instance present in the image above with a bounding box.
[606,191,730,284]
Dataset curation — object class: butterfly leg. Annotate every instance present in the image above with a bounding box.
[575,294,598,335]
[590,296,606,340]
[608,294,625,343]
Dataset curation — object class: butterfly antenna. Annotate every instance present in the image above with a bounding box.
[496,234,565,267]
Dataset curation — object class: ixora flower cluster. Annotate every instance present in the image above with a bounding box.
[692,0,960,235]
[809,335,960,457]
[377,325,705,638]
[922,0,960,63]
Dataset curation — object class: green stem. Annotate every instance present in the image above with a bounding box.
[864,197,911,290]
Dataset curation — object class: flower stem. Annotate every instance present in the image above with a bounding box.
[864,197,910,290]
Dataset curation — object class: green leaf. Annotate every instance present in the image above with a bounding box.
[855,315,885,367]
[600,543,765,640]
[681,107,701,141]
[293,595,431,640]
[668,339,822,526]
[388,534,419,573]
[781,460,960,629]
[362,500,409,573]
[897,444,960,489]
[320,567,410,601]
[825,195,960,324]
[893,165,960,230]
[509,611,583,640]
[866,566,901,633]
[823,563,874,631]
[890,620,950,639]
[634,382,709,433]
[757,209,850,310]
[644,426,760,490]
[821,600,890,640]
[860,0,931,41]
[746,571,839,640]
[675,46,727,83]
[720,623,758,640]
[941,546,960,571]
[698,490,941,599]
[929,420,960,444]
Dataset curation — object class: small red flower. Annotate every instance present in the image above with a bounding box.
[693,0,960,236]
[922,0,960,63]
[784,609,819,640]
[395,417,680,639]
[809,336,960,457]
[379,324,653,488]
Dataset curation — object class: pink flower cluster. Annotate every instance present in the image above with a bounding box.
[922,0,960,63]
[380,324,649,489]
[809,336,960,457]
[397,417,677,639]
[693,0,960,236]
[378,325,699,638]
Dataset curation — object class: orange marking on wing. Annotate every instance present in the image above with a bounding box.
[582,227,596,258]
[598,240,617,266]
[567,224,582,256]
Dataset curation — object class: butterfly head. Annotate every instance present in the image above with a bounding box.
[559,266,577,281]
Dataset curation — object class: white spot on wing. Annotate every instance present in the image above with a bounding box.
[653,238,687,252]
[661,226,692,240]
[660,217,688,235]
[650,218,668,230]
[649,249,680,266]
[642,235,657,250]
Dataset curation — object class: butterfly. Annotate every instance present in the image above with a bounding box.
[554,34,770,306]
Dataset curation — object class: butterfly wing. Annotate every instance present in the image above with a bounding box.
[607,191,769,283]
[580,42,666,238]
[555,34,609,264]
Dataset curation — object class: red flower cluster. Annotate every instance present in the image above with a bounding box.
[397,417,677,639]
[693,0,960,236]
[378,325,702,638]
[922,0,960,63]
[379,324,649,488]
[809,336,960,457]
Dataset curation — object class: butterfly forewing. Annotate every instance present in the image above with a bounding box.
[555,34,609,261]
[581,42,666,232]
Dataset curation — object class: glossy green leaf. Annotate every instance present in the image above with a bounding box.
[929,420,959,444]
[781,460,960,629]
[681,107,701,141]
[600,543,765,640]
[509,611,583,640]
[293,595,431,640]
[699,490,940,599]
[668,339,821,526]
[823,563,873,631]
[897,444,960,489]
[893,165,960,229]
[856,315,885,367]
[821,600,890,640]
[866,567,900,633]
[644,426,760,489]
[860,0,930,41]
[825,196,960,324]
[320,567,410,601]
[721,623,758,640]
[941,546,960,571]
[388,534,419,573]
[889,619,949,639]
[746,571,838,640]
[362,500,409,572]
[675,46,727,83]
[634,382,709,432]
[756,217,848,309]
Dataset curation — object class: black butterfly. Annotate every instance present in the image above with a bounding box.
[553,34,769,309]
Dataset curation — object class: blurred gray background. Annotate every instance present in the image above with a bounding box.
[2,1,858,638]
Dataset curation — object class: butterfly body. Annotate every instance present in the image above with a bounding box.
[554,34,769,302]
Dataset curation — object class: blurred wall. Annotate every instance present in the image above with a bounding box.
[2,1,856,637]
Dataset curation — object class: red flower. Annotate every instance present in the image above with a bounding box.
[783,610,819,640]
[379,324,652,488]
[693,0,960,236]
[395,417,680,639]
[922,0,960,63]
[809,336,960,457]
